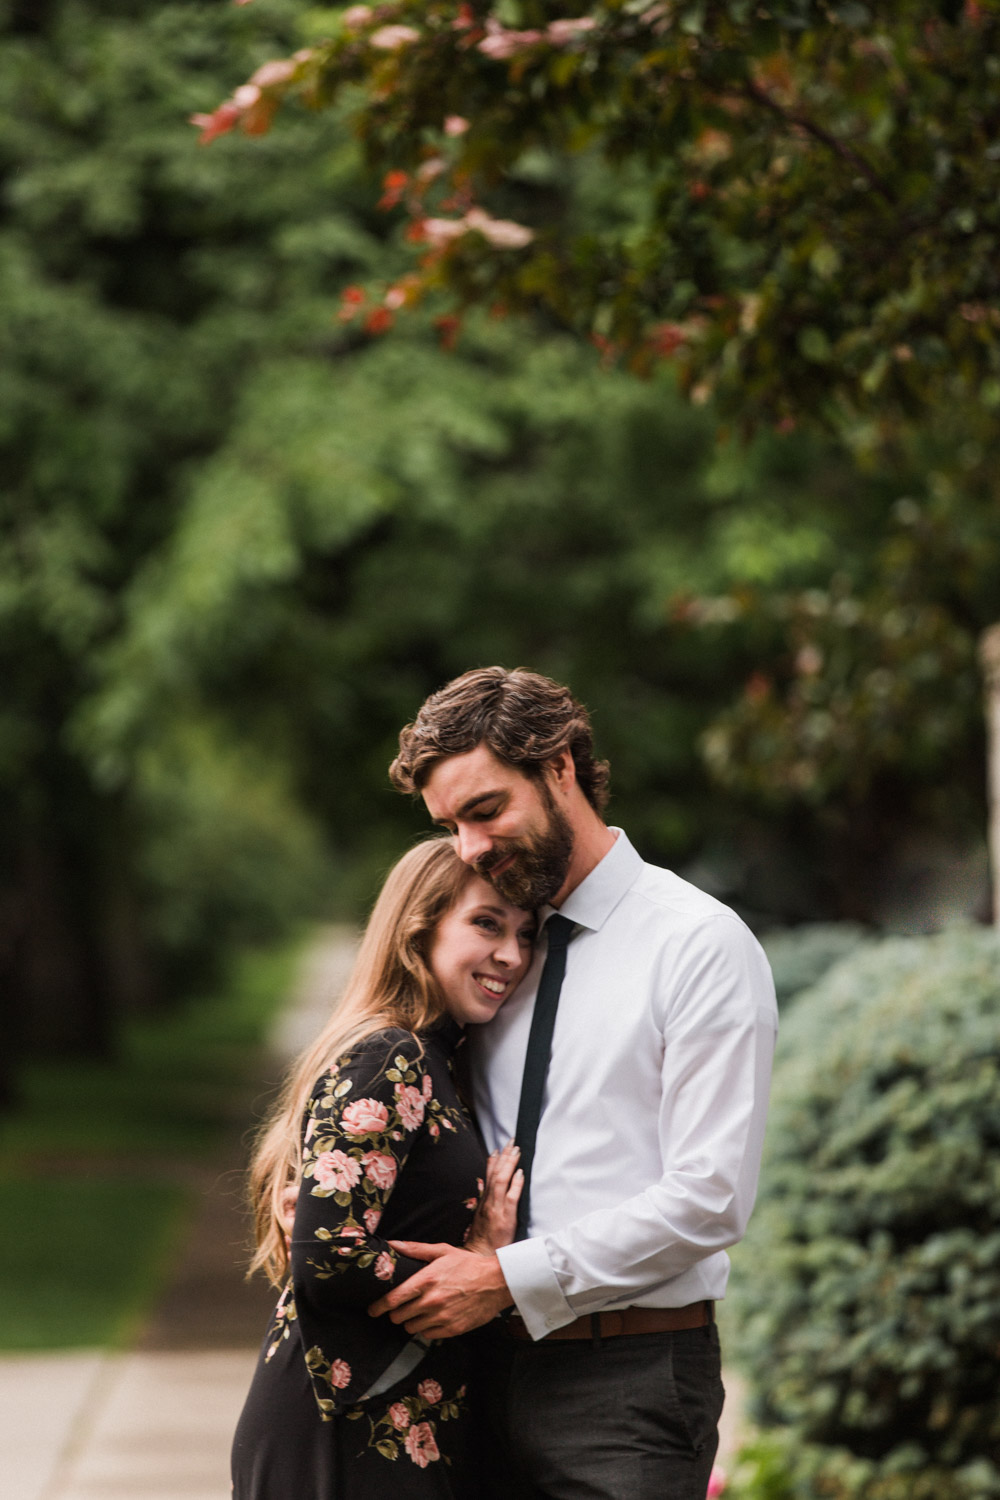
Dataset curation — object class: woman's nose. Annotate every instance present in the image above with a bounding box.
[493,932,522,968]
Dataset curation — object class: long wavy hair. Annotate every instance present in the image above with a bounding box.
[248,836,474,1286]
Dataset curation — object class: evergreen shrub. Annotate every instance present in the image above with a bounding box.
[730,927,1000,1499]
[760,922,871,1007]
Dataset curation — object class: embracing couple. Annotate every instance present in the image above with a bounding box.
[232,667,778,1500]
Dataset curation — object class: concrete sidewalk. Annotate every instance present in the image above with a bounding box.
[5,1349,257,1500]
[4,1350,746,1500]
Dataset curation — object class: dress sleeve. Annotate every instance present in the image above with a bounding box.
[289,1030,437,1416]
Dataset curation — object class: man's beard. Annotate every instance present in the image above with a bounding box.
[475,785,574,909]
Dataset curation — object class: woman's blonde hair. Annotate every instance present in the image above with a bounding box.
[248,836,474,1285]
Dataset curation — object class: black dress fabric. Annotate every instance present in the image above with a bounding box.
[232,1022,487,1498]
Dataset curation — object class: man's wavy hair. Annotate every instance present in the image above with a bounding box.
[389,667,611,814]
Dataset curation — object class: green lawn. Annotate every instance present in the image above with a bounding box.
[0,1177,189,1349]
[0,937,303,1350]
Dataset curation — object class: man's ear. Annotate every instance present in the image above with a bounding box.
[544,749,576,793]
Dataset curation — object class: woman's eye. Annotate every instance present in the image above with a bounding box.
[474,916,499,933]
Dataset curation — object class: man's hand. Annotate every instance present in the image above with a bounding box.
[368,1243,514,1338]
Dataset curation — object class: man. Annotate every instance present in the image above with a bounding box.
[370,666,777,1498]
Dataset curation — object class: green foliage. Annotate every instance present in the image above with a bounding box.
[221,1,1000,434]
[0,0,389,1049]
[692,488,999,809]
[759,922,870,1006]
[0,938,301,1164]
[730,927,1000,1496]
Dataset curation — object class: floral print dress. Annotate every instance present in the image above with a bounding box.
[231,1022,488,1499]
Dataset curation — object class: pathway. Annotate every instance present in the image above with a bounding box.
[3,926,357,1500]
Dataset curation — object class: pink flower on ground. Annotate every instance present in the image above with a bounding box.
[389,1401,411,1430]
[444,115,469,137]
[362,1150,398,1191]
[404,1421,441,1467]
[313,1150,362,1192]
[417,1378,443,1405]
[421,1072,434,1100]
[395,1084,425,1131]
[341,1098,389,1136]
[342,4,372,25]
[707,1466,727,1497]
[374,1251,395,1280]
[329,1358,352,1389]
[363,1207,382,1234]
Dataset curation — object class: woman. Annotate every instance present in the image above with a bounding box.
[232,837,534,1498]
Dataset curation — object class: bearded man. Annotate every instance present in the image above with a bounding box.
[370,667,778,1499]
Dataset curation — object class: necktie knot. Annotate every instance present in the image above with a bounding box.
[544,913,575,951]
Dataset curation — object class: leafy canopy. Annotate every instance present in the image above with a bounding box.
[205,0,1000,435]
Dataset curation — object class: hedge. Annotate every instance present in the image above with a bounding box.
[730,926,1000,1499]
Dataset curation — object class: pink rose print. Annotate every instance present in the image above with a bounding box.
[707,1467,727,1497]
[313,1150,362,1192]
[363,1207,382,1234]
[404,1421,440,1467]
[421,1072,433,1100]
[341,1097,390,1136]
[428,1122,440,1138]
[329,1358,352,1389]
[389,1401,411,1431]
[395,1083,425,1131]
[374,1250,395,1280]
[417,1378,442,1405]
[441,1117,454,1131]
[362,1150,398,1191]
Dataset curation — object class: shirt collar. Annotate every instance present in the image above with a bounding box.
[544,827,643,933]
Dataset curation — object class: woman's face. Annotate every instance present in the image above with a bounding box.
[428,874,535,1027]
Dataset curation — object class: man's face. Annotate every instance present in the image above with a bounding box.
[422,745,575,909]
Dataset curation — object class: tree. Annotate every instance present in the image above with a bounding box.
[199,0,1000,915]
[203,1,1000,437]
[0,0,381,1065]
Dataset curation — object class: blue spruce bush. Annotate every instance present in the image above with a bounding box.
[731,927,1000,1499]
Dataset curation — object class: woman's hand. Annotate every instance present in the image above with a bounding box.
[464,1140,523,1253]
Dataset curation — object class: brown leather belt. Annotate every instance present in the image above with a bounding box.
[506,1301,713,1341]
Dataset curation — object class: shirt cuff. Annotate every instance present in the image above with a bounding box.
[496,1236,576,1340]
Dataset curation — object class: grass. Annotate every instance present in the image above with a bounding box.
[0,1177,190,1350]
[0,935,304,1351]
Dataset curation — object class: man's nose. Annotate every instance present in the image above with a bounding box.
[456,825,492,866]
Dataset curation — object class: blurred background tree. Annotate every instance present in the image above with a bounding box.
[3,0,996,1112]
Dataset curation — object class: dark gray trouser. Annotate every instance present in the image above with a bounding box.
[474,1323,724,1500]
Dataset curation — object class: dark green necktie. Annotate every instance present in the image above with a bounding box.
[513,913,575,1241]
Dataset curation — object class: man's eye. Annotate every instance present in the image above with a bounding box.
[474,805,500,820]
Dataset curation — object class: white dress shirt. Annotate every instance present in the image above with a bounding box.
[468,829,778,1341]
